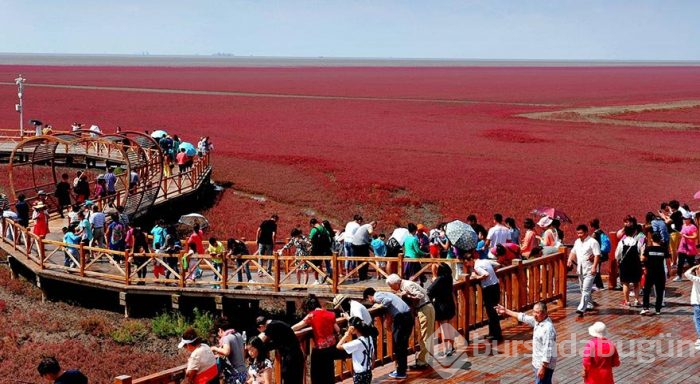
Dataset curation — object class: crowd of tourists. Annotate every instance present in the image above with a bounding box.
[11,196,700,383]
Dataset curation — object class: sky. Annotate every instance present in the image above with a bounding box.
[1,0,698,60]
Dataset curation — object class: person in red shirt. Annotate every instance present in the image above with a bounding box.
[582,321,620,384]
[187,224,205,254]
[490,243,522,267]
[292,294,340,384]
[176,148,190,173]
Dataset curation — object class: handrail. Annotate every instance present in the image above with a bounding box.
[111,250,567,383]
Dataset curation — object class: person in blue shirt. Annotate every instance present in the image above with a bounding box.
[476,227,489,260]
[62,226,81,268]
[371,233,387,257]
[151,219,166,249]
[37,357,88,384]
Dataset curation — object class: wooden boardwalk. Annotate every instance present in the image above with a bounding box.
[352,279,700,384]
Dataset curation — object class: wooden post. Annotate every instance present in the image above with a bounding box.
[513,259,527,310]
[222,254,228,290]
[273,253,280,292]
[114,375,132,384]
[179,252,186,287]
[397,253,404,279]
[608,232,619,290]
[331,253,339,294]
[124,249,131,286]
[79,244,86,276]
[558,250,567,307]
[1,218,6,243]
[38,239,45,270]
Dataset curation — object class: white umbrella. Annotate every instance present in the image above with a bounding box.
[389,227,410,246]
[445,220,478,251]
[178,213,209,229]
[151,130,168,139]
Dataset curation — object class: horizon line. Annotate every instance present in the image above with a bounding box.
[1,53,699,68]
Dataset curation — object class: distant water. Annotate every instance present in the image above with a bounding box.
[0,53,699,67]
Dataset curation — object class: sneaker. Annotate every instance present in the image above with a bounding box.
[248,279,257,284]
[621,300,630,307]
[446,348,456,357]
[640,309,650,316]
[655,311,661,315]
[586,303,594,310]
[311,280,320,286]
[388,371,407,379]
[672,276,682,282]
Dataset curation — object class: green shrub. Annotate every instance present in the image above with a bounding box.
[151,308,215,340]
[151,312,188,338]
[191,308,215,340]
[111,320,148,345]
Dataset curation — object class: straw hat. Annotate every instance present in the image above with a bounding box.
[332,294,349,310]
[588,321,607,338]
[33,202,46,210]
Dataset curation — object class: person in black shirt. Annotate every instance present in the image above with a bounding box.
[55,173,72,218]
[256,214,278,275]
[257,316,303,384]
[641,232,668,315]
[37,357,88,384]
[661,200,684,268]
[15,194,30,227]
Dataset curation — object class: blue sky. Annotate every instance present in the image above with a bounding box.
[2,0,698,60]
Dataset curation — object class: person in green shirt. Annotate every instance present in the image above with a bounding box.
[403,223,427,282]
[309,218,333,284]
[208,237,225,285]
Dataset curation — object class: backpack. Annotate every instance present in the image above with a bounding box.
[385,237,402,257]
[111,223,124,244]
[311,226,332,255]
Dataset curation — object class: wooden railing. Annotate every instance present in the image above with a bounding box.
[111,250,567,384]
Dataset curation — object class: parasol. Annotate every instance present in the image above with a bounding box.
[532,207,572,223]
[178,142,197,156]
[445,220,478,251]
[151,130,168,139]
[178,213,209,229]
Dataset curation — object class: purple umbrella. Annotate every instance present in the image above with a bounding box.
[532,207,572,223]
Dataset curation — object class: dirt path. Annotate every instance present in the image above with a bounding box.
[519,99,700,129]
[0,81,560,107]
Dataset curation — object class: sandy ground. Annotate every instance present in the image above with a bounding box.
[520,99,700,129]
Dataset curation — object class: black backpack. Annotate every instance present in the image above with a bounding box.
[311,226,332,255]
[386,237,402,257]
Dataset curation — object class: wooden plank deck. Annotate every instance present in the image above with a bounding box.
[347,279,700,383]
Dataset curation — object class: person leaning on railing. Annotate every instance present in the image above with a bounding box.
[256,316,304,384]
[291,294,340,384]
[386,273,435,370]
[363,287,412,380]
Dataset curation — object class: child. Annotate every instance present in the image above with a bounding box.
[336,316,375,384]
[684,265,700,350]
[279,228,311,285]
[183,241,200,283]
[371,233,387,276]
[475,227,489,260]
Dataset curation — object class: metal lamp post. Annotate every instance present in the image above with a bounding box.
[15,74,26,137]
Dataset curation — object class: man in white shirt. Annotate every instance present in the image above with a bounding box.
[496,302,557,384]
[567,224,601,317]
[333,294,372,326]
[343,215,362,276]
[485,213,511,249]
